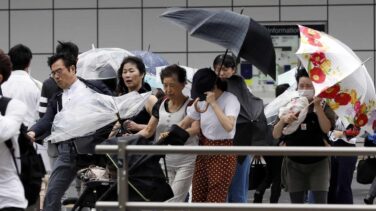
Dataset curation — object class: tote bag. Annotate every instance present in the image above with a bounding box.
[248,158,267,190]
[356,156,376,184]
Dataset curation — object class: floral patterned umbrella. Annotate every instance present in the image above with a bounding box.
[296,25,376,133]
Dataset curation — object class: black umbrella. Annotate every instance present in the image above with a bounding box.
[161,8,276,80]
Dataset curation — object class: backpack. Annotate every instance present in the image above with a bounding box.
[0,96,46,207]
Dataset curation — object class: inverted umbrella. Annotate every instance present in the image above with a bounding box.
[277,67,297,86]
[77,46,133,80]
[161,8,276,79]
[296,25,376,132]
[144,73,163,89]
[264,89,300,124]
[45,91,150,143]
[131,50,169,75]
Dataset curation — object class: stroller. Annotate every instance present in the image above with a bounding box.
[66,125,189,210]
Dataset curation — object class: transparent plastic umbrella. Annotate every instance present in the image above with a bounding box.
[131,50,169,75]
[45,91,151,143]
[77,46,133,80]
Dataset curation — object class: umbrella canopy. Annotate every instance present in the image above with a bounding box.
[161,8,276,79]
[226,75,264,124]
[264,89,300,123]
[46,91,150,143]
[77,47,133,80]
[296,25,376,132]
[277,67,297,86]
[144,73,163,89]
[131,50,169,75]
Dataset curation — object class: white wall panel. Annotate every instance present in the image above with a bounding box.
[54,10,97,52]
[188,0,231,7]
[282,0,327,5]
[143,9,186,52]
[234,6,279,21]
[329,0,373,4]
[329,6,373,50]
[281,6,327,21]
[11,0,52,9]
[159,53,187,67]
[143,0,185,7]
[0,11,8,52]
[98,9,141,50]
[11,10,52,53]
[30,54,51,82]
[0,0,8,9]
[234,0,279,6]
[98,0,140,8]
[188,53,219,69]
[54,0,96,8]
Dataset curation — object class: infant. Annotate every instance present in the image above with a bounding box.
[278,97,309,135]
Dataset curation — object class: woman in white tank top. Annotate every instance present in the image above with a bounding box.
[137,64,199,202]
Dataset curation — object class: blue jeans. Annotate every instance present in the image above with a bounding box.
[228,155,251,203]
[43,142,78,211]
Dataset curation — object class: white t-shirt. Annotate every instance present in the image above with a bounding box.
[0,97,28,209]
[187,91,240,140]
[1,70,40,128]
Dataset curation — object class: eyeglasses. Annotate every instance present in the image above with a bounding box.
[50,69,64,78]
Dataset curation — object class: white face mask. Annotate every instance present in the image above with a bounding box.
[298,89,314,100]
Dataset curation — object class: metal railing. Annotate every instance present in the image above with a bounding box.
[95,142,376,211]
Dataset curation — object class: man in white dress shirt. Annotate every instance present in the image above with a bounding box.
[0,49,28,211]
[1,44,40,128]
[27,51,114,211]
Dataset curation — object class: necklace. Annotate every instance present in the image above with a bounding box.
[167,97,188,113]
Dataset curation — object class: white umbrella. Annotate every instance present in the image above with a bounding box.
[46,91,150,143]
[77,45,133,80]
[277,67,297,86]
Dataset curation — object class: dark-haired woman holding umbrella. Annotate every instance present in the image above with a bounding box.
[273,67,335,204]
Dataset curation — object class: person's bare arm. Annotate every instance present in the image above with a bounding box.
[145,95,158,116]
[273,113,298,139]
[179,115,195,130]
[125,95,158,132]
[137,116,159,139]
[314,97,331,133]
[185,120,200,136]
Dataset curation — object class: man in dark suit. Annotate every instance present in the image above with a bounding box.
[27,52,113,211]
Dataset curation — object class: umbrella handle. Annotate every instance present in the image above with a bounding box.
[194,99,209,113]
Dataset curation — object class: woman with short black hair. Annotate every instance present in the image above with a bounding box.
[179,68,240,202]
[273,67,335,204]
[113,56,157,135]
[138,64,199,202]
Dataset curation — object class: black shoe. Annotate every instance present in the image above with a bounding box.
[364,195,374,205]
[253,192,263,203]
